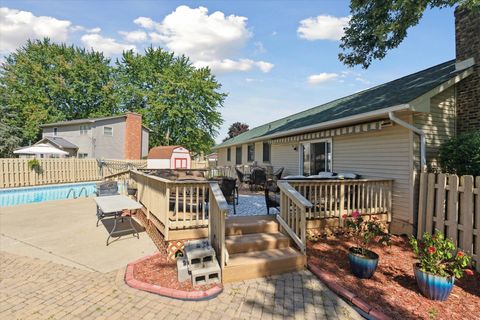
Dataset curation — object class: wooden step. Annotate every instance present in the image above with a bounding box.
[225,215,278,236]
[223,247,306,283]
[225,232,290,254]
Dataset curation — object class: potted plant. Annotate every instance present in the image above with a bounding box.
[409,232,472,301]
[343,210,391,279]
[28,158,41,172]
[127,180,137,196]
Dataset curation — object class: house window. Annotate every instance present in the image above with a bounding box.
[53,127,58,136]
[235,146,242,165]
[247,144,255,162]
[262,142,271,162]
[227,148,231,161]
[103,126,113,136]
[80,125,90,135]
[78,153,88,159]
[301,139,332,176]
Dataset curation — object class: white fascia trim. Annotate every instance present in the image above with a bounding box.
[213,104,410,150]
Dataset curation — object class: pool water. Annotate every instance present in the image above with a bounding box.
[0,182,104,207]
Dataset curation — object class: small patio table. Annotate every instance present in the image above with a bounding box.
[95,195,142,245]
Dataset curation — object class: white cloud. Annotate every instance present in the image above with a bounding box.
[135,6,273,73]
[298,15,349,41]
[0,7,72,53]
[81,34,136,56]
[119,30,147,43]
[307,72,339,85]
[134,16,160,29]
[194,59,273,74]
[71,25,101,33]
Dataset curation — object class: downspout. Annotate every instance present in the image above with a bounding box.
[388,112,426,173]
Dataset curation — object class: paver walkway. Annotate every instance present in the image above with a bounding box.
[0,251,362,320]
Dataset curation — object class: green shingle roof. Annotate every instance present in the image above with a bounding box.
[216,59,462,148]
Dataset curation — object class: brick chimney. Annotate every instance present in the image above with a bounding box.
[124,112,142,159]
[455,6,480,133]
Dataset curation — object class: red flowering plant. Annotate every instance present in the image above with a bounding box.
[343,210,391,256]
[409,232,472,278]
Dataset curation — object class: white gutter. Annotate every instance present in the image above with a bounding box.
[214,104,410,150]
[388,111,426,173]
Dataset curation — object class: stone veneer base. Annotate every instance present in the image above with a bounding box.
[124,252,223,301]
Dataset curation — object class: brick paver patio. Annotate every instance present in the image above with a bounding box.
[0,251,362,320]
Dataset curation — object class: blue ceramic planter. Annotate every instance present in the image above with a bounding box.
[348,247,379,279]
[414,264,455,301]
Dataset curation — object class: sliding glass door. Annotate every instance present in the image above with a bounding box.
[300,140,332,176]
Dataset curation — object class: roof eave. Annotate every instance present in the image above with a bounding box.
[213,104,411,149]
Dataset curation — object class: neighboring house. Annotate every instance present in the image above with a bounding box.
[41,113,150,160]
[214,7,479,234]
[147,146,191,169]
[35,136,79,157]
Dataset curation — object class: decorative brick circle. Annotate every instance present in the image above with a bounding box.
[124,253,223,301]
[307,263,391,320]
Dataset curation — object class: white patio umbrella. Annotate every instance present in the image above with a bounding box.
[13,143,69,156]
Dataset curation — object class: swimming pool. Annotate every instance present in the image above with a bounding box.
[0,182,104,207]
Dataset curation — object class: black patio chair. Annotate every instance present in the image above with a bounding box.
[251,167,267,191]
[273,167,284,181]
[264,180,280,214]
[95,181,119,227]
[218,177,237,215]
[235,167,251,189]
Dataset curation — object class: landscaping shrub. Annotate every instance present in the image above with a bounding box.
[438,131,480,176]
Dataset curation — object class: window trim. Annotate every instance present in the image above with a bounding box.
[78,153,88,159]
[235,146,242,165]
[262,142,271,163]
[79,124,90,135]
[103,126,113,136]
[299,138,333,175]
[247,144,255,162]
[227,147,231,162]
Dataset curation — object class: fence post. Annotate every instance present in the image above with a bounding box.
[461,176,474,255]
[417,173,427,238]
[447,175,459,246]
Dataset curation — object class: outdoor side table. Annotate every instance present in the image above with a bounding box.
[94,195,142,245]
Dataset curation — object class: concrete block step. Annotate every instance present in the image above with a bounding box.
[225,232,290,254]
[223,247,305,283]
[225,215,278,236]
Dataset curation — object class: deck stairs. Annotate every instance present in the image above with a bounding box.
[222,215,306,283]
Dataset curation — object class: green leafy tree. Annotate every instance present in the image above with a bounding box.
[223,122,249,142]
[115,47,225,155]
[438,131,480,176]
[339,0,479,69]
[0,39,118,149]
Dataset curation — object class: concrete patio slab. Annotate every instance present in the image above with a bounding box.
[0,198,156,273]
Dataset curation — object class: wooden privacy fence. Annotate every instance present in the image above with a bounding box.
[0,158,147,188]
[417,173,479,271]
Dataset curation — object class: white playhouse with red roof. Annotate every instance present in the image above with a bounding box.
[147,146,191,169]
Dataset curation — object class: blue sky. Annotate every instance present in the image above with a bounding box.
[1,1,457,142]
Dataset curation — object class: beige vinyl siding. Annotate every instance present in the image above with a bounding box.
[217,147,229,165]
[332,119,413,227]
[413,86,456,170]
[271,143,300,176]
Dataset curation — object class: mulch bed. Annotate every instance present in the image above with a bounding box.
[307,235,480,320]
[133,251,220,292]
